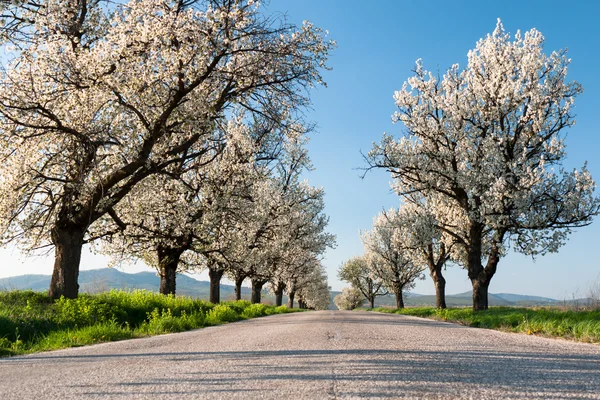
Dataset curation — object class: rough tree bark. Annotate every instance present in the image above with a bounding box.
[471,277,490,310]
[274,281,286,306]
[287,289,296,308]
[433,272,447,309]
[234,275,246,300]
[427,243,448,309]
[156,245,185,295]
[48,226,85,299]
[251,278,267,304]
[208,268,224,304]
[392,285,405,309]
[467,223,503,311]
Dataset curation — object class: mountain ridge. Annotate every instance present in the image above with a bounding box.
[0,268,570,307]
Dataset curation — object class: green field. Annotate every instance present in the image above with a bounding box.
[0,290,297,357]
[371,306,600,343]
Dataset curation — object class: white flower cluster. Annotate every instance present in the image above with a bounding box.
[0,0,335,297]
[367,20,599,308]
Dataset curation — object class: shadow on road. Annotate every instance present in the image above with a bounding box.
[2,311,599,399]
[6,347,600,398]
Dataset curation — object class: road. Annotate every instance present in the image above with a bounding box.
[1,310,600,399]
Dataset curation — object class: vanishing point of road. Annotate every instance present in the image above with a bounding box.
[1,310,599,399]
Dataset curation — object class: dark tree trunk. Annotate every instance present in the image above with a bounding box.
[159,264,177,295]
[251,278,266,304]
[275,289,284,307]
[467,221,487,311]
[274,281,286,306]
[288,290,296,308]
[429,266,447,309]
[234,276,245,300]
[209,268,224,304]
[156,246,184,295]
[471,278,489,311]
[467,223,504,311]
[298,298,306,309]
[434,274,446,309]
[48,226,85,299]
[369,296,375,309]
[427,243,448,309]
[394,287,405,309]
[471,248,501,311]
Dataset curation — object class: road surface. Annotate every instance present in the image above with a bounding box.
[1,310,600,399]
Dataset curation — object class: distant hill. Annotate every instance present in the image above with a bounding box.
[493,293,558,305]
[0,268,256,302]
[330,290,567,308]
[0,268,580,308]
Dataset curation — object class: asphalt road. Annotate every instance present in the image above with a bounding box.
[1,310,600,399]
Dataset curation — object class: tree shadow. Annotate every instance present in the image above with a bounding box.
[2,311,599,398]
[5,347,600,398]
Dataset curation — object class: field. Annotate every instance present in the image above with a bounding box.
[0,290,297,357]
[371,306,600,343]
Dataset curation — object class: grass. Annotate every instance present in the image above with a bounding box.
[0,289,298,356]
[369,306,600,343]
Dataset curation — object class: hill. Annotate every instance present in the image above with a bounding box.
[330,290,565,308]
[0,268,577,308]
[0,268,254,302]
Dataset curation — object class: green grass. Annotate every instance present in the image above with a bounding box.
[370,306,600,343]
[0,289,298,356]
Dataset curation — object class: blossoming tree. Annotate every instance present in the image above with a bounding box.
[368,20,599,310]
[361,208,426,309]
[0,0,333,298]
[338,255,387,309]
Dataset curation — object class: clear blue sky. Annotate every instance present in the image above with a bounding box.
[265,0,600,299]
[1,0,599,299]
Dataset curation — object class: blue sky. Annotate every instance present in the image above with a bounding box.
[2,1,600,299]
[263,0,600,299]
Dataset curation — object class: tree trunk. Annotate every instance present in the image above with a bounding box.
[156,246,183,295]
[48,226,85,299]
[298,298,306,309]
[234,276,245,300]
[427,243,448,309]
[434,274,446,309]
[394,287,405,309]
[471,278,490,311]
[467,221,487,311]
[288,290,296,308]
[429,267,447,309]
[468,225,504,311]
[251,279,266,304]
[274,281,286,306]
[275,288,284,306]
[209,268,224,304]
[369,296,375,309]
[159,264,177,295]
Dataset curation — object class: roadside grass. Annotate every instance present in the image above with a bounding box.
[370,306,600,343]
[0,289,298,356]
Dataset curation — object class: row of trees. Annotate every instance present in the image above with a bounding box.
[352,20,599,311]
[337,203,444,309]
[0,0,335,307]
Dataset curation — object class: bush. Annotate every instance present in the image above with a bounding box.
[242,303,268,319]
[270,305,290,315]
[222,300,251,314]
[54,295,121,326]
[206,304,241,325]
